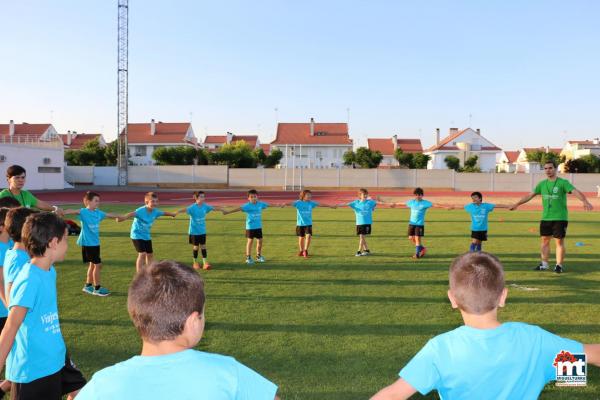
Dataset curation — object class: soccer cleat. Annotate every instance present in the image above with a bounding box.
[554,265,563,274]
[246,257,254,265]
[256,255,266,263]
[355,251,363,257]
[418,247,427,258]
[93,287,110,297]
[192,261,201,270]
[533,264,548,271]
[82,285,94,295]
[302,250,309,258]
[203,263,212,270]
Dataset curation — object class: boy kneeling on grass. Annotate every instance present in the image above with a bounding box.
[371,251,600,400]
[77,260,280,400]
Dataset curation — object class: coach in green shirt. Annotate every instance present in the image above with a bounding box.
[511,160,593,273]
[0,164,64,214]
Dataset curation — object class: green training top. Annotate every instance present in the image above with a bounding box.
[533,177,575,221]
[0,189,38,208]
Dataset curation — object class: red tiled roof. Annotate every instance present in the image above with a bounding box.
[59,133,104,150]
[203,134,258,148]
[121,122,194,144]
[0,123,51,136]
[204,135,226,144]
[271,123,352,145]
[504,151,520,163]
[367,138,423,155]
[523,147,562,153]
[425,128,502,152]
[567,140,598,145]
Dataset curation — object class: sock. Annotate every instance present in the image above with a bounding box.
[94,285,101,290]
[469,243,476,252]
[193,249,199,260]
[201,249,207,258]
[541,261,549,268]
[85,282,92,287]
[476,244,482,252]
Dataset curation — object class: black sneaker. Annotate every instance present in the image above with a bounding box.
[533,264,548,271]
[554,265,563,274]
[355,251,363,257]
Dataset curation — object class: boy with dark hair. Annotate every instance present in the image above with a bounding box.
[0,198,21,209]
[370,251,600,400]
[63,191,125,296]
[3,208,36,304]
[337,188,381,256]
[0,212,87,400]
[117,192,177,272]
[463,191,510,252]
[77,260,279,399]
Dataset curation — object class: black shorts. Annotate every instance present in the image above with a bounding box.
[188,234,207,246]
[0,317,6,333]
[81,246,101,264]
[408,224,425,237]
[11,353,87,400]
[471,231,488,241]
[132,239,153,254]
[540,220,568,239]
[356,224,372,235]
[245,229,263,239]
[296,225,313,237]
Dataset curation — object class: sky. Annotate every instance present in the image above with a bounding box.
[1,0,599,150]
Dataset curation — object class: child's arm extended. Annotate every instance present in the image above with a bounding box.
[161,211,178,218]
[0,306,27,369]
[370,378,417,400]
[492,204,512,209]
[584,344,600,366]
[61,208,81,215]
[432,203,454,210]
[116,211,136,222]
[376,196,406,208]
[222,207,242,216]
[104,212,128,219]
[319,203,337,209]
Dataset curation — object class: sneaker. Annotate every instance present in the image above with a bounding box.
[554,265,563,274]
[93,287,110,297]
[203,263,212,270]
[355,251,363,257]
[246,257,254,265]
[82,285,94,295]
[192,261,201,270]
[418,247,427,258]
[362,250,371,256]
[256,255,266,263]
[302,250,309,258]
[533,264,548,271]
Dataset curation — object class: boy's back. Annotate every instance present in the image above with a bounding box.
[78,349,277,399]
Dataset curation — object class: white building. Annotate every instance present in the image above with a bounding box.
[121,119,197,165]
[424,128,503,172]
[203,132,260,151]
[367,135,423,167]
[510,147,562,173]
[0,120,65,189]
[271,119,353,168]
[561,139,600,161]
[496,151,520,173]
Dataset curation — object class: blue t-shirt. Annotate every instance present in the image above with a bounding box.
[130,206,165,240]
[7,263,66,383]
[187,203,214,235]
[348,199,377,225]
[0,240,11,318]
[3,248,31,298]
[406,199,433,226]
[293,200,319,226]
[77,208,107,247]
[400,322,583,400]
[240,202,269,230]
[464,203,495,232]
[77,349,278,400]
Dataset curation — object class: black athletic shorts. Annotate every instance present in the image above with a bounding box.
[132,239,153,254]
[471,230,488,241]
[245,229,263,239]
[0,317,6,333]
[408,224,425,237]
[81,246,101,264]
[296,225,313,237]
[356,224,372,235]
[188,234,207,246]
[11,353,87,400]
[540,220,568,239]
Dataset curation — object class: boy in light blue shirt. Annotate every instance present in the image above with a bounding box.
[337,188,381,257]
[371,252,600,400]
[463,191,510,253]
[77,259,280,400]
[117,192,177,273]
[64,191,125,297]
[175,191,225,270]
[0,212,87,399]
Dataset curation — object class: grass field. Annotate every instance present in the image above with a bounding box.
[55,204,600,399]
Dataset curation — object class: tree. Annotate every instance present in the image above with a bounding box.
[412,153,431,169]
[394,149,430,169]
[104,140,118,166]
[210,140,257,168]
[253,148,267,165]
[563,155,600,173]
[444,155,460,171]
[64,137,111,166]
[460,155,481,172]
[355,147,383,168]
[343,150,356,166]
[262,148,283,168]
[526,150,564,168]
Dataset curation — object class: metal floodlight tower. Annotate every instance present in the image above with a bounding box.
[117,0,129,185]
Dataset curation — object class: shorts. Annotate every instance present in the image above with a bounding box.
[471,231,488,241]
[81,246,101,264]
[188,234,207,246]
[296,225,313,237]
[408,224,425,237]
[540,220,568,239]
[132,239,153,254]
[0,317,6,333]
[356,224,372,235]
[245,229,263,239]
[11,353,87,400]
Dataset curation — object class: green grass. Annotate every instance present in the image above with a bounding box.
[57,205,600,399]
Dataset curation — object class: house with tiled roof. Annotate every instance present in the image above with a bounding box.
[59,131,106,150]
[367,135,423,167]
[512,146,562,173]
[496,150,520,172]
[271,118,353,168]
[0,120,59,143]
[423,128,503,171]
[120,119,197,165]
[560,139,600,162]
[202,132,260,151]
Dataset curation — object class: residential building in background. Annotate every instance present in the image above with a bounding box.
[496,150,520,173]
[271,118,353,168]
[202,132,260,151]
[367,135,423,167]
[561,139,600,161]
[59,131,106,150]
[511,147,562,173]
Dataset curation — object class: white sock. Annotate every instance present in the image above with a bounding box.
[541,261,549,268]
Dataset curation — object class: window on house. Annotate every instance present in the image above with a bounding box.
[135,146,147,156]
[38,167,61,173]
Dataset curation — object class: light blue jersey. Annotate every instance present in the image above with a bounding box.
[7,263,66,383]
[77,349,278,400]
[400,322,583,400]
[186,203,214,235]
[406,199,433,226]
[0,240,11,318]
[77,208,107,246]
[130,206,165,240]
[3,248,31,301]
[240,202,269,230]
[348,199,377,225]
[464,203,495,231]
[293,200,319,226]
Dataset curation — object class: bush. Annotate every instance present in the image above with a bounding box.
[394,150,430,169]
[343,147,383,168]
[152,146,206,165]
[64,137,117,166]
[444,156,460,171]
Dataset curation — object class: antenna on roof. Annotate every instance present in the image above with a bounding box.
[346,107,350,126]
[274,107,279,123]
[468,113,472,127]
